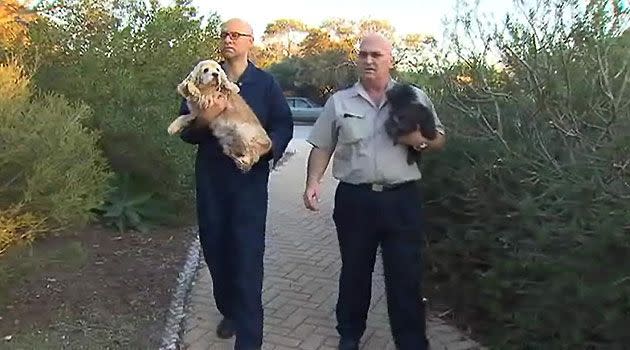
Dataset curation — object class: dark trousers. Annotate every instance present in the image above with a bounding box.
[332,181,428,350]
[195,158,269,350]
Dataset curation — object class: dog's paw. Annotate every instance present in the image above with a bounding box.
[167,121,182,135]
[234,156,253,172]
[225,81,240,94]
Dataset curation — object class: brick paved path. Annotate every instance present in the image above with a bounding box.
[179,140,484,350]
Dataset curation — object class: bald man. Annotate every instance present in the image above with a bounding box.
[303,32,445,350]
[178,18,293,350]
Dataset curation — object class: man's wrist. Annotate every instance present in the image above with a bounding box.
[417,131,446,151]
[192,117,209,128]
[306,176,320,187]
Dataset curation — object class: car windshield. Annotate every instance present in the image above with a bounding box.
[291,98,321,108]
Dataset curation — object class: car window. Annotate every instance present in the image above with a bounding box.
[294,99,310,108]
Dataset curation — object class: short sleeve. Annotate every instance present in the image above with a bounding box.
[307,96,338,151]
[413,87,445,134]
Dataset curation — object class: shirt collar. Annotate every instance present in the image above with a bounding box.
[219,59,256,86]
[350,78,397,95]
[350,78,397,108]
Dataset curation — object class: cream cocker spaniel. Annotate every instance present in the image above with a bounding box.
[167,59,272,172]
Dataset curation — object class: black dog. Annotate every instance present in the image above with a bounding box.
[384,83,438,165]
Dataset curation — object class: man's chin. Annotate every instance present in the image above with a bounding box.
[221,49,235,57]
[361,73,379,80]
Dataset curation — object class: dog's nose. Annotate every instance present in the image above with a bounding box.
[212,72,219,77]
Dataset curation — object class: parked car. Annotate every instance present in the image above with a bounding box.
[286,97,323,123]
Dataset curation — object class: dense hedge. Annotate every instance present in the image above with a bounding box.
[0,62,111,250]
[29,1,222,215]
[414,1,630,348]
[1,1,224,234]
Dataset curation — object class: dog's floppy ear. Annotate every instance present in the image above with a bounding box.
[176,80,187,97]
[193,65,204,86]
[177,64,201,97]
[218,68,240,94]
[183,62,203,86]
[177,74,194,98]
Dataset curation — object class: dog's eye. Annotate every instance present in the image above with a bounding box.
[203,68,209,73]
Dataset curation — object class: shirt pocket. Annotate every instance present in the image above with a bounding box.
[337,113,371,144]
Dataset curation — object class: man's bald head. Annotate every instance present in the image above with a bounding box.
[359,32,393,56]
[221,18,254,37]
[220,18,254,61]
[356,32,394,86]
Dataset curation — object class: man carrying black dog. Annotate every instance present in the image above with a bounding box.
[302,32,445,350]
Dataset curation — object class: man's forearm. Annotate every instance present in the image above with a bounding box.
[191,115,209,128]
[306,147,332,186]
[267,119,294,165]
[180,115,211,144]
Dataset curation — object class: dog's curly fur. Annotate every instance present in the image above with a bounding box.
[384,83,438,165]
[167,59,272,172]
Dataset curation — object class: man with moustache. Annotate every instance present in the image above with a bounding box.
[303,33,446,350]
[178,18,293,350]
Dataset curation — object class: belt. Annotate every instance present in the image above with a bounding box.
[344,180,417,192]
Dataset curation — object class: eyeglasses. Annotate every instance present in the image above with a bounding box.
[220,31,252,40]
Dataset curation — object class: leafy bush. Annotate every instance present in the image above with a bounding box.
[413,0,630,348]
[22,0,223,220]
[268,50,357,104]
[0,204,47,256]
[95,173,179,233]
[0,62,112,230]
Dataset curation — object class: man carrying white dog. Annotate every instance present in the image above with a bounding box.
[178,18,293,350]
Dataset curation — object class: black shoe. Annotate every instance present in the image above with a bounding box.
[338,338,359,350]
[216,317,235,339]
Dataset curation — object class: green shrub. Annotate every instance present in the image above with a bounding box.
[0,62,112,229]
[95,173,179,233]
[24,0,223,219]
[413,0,630,348]
[0,204,47,257]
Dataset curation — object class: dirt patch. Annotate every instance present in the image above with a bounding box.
[0,223,195,349]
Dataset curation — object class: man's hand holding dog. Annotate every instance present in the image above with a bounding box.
[398,129,429,150]
[188,94,229,127]
[398,128,446,152]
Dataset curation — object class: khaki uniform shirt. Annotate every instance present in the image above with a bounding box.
[307,79,445,185]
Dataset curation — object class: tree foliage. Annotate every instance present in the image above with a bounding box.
[1,0,223,237]
[0,0,37,59]
[265,17,435,102]
[25,0,222,220]
[0,62,112,230]
[412,0,630,348]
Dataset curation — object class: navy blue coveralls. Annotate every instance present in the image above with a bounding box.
[179,60,293,349]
